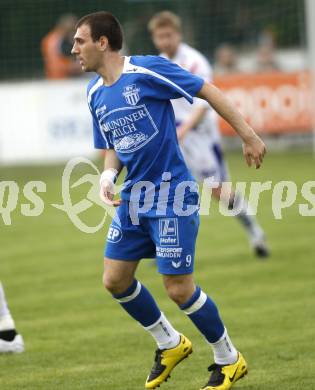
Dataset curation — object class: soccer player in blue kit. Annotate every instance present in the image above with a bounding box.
[72,11,266,390]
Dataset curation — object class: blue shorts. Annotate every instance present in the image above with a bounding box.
[105,202,200,275]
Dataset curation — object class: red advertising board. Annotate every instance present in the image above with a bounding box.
[214,71,314,135]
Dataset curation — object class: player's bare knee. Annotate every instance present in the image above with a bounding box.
[164,275,196,305]
[102,272,115,292]
[102,272,129,295]
[103,258,138,295]
[164,283,190,305]
[102,275,123,294]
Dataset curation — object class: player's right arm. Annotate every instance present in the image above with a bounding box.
[99,149,123,207]
[87,78,123,206]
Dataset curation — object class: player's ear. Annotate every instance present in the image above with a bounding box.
[98,36,109,51]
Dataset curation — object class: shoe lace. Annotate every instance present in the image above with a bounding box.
[205,363,225,386]
[151,349,164,374]
[155,349,162,361]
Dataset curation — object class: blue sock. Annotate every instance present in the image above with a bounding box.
[113,279,161,327]
[180,286,224,343]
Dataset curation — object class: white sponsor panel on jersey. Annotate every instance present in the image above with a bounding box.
[97,104,159,153]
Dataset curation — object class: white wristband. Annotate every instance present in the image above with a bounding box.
[99,168,118,186]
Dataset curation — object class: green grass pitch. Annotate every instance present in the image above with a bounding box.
[1,151,314,389]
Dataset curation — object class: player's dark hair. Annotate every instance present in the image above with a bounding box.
[76,11,123,51]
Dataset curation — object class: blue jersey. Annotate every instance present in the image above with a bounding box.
[87,55,204,206]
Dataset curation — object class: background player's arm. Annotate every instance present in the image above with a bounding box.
[197,82,266,168]
[100,149,123,207]
[177,59,211,141]
[176,105,208,141]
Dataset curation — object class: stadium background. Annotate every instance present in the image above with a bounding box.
[1,0,314,389]
[0,0,305,79]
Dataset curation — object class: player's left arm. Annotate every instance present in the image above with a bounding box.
[197,82,266,168]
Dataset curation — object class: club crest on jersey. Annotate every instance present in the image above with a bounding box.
[159,218,179,247]
[123,84,140,106]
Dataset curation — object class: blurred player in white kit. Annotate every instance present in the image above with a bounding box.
[149,11,269,257]
[0,282,24,353]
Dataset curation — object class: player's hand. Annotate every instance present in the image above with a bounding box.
[99,179,122,207]
[242,134,266,169]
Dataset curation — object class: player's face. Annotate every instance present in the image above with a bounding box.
[71,24,103,72]
[152,26,181,58]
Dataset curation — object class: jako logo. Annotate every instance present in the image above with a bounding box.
[107,225,123,243]
[171,260,182,269]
